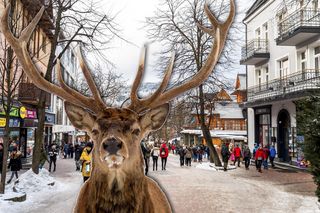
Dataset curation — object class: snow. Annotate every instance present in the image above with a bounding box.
[0,168,78,213]
[195,162,237,171]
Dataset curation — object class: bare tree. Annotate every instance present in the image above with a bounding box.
[145,0,240,166]
[31,0,121,174]
[73,64,125,107]
[0,0,24,194]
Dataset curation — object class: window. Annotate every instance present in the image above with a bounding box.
[56,98,63,125]
[263,22,268,40]
[313,0,319,11]
[315,46,320,75]
[300,51,307,72]
[279,58,288,79]
[255,28,261,48]
[256,69,262,91]
[265,67,269,87]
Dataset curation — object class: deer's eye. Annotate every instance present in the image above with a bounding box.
[132,129,141,136]
[91,129,99,136]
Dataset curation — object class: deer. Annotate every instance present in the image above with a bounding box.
[0,1,235,212]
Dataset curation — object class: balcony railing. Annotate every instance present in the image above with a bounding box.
[247,69,320,102]
[277,9,320,45]
[240,39,269,65]
[18,83,51,106]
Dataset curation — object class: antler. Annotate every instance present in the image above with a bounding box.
[128,0,235,113]
[0,4,106,114]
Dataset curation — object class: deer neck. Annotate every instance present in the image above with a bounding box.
[84,164,152,212]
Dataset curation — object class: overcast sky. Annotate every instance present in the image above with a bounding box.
[103,0,255,84]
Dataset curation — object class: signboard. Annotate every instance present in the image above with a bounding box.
[26,109,37,119]
[20,107,27,119]
[45,113,55,124]
[0,118,21,127]
[0,106,20,117]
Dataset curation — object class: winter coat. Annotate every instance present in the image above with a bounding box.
[243,148,251,158]
[263,147,270,159]
[151,147,160,157]
[74,145,83,161]
[8,151,22,171]
[178,148,186,157]
[221,144,230,162]
[185,148,192,159]
[234,147,242,157]
[80,147,92,177]
[49,149,58,160]
[269,147,276,158]
[255,148,264,161]
[160,144,169,158]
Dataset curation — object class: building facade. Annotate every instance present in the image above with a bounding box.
[241,0,320,162]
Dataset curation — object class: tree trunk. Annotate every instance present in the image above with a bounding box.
[31,94,46,174]
[198,85,222,166]
[0,113,11,194]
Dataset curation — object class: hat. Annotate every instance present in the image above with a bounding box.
[86,142,93,148]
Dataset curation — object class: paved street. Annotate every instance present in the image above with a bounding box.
[3,154,319,213]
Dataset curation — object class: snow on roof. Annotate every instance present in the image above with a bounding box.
[181,129,247,141]
[213,102,244,119]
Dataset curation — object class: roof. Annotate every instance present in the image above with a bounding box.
[180,129,247,141]
[213,102,244,119]
[244,0,268,21]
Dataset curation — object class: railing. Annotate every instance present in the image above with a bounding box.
[278,9,320,40]
[248,69,320,102]
[241,39,269,60]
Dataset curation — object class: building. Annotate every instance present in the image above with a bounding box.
[181,89,247,147]
[240,0,320,162]
[0,0,54,157]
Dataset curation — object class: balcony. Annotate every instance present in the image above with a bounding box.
[247,69,320,106]
[18,83,51,106]
[277,9,320,46]
[240,39,270,65]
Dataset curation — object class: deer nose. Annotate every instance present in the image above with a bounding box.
[103,138,123,154]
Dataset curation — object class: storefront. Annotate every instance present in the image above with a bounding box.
[0,106,21,146]
[254,106,272,147]
[20,106,38,157]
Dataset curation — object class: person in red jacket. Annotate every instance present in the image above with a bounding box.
[255,146,264,173]
[160,142,169,170]
[233,144,242,167]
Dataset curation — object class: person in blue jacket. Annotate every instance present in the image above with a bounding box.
[269,145,277,168]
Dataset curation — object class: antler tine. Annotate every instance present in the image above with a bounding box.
[128,52,175,112]
[130,46,147,109]
[78,48,106,110]
[127,0,235,113]
[0,4,102,114]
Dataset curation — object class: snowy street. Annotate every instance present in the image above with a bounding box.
[0,154,319,213]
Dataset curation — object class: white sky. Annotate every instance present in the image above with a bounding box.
[103,0,255,84]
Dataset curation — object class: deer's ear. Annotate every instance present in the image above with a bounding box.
[140,103,169,132]
[64,102,96,132]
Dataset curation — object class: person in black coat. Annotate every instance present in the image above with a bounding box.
[49,145,58,172]
[74,144,83,171]
[0,143,4,175]
[7,147,22,184]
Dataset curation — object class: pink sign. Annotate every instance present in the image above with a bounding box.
[26,109,37,119]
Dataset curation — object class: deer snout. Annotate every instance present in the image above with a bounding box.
[103,138,123,155]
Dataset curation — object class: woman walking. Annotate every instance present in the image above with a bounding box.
[7,147,22,184]
[151,144,160,171]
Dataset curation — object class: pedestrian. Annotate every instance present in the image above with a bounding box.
[269,145,276,168]
[185,146,192,166]
[263,145,270,169]
[178,146,186,167]
[253,143,258,169]
[171,144,176,154]
[49,145,58,172]
[74,143,83,171]
[39,147,49,170]
[221,142,230,171]
[141,140,150,175]
[198,146,203,163]
[63,142,68,159]
[233,144,242,167]
[151,144,160,171]
[229,143,235,164]
[243,145,251,170]
[80,142,93,182]
[255,146,264,173]
[0,143,3,175]
[160,142,169,170]
[69,143,74,159]
[7,147,22,184]
[192,146,198,162]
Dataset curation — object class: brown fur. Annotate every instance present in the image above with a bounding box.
[66,104,172,213]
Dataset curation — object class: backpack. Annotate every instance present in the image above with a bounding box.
[161,147,166,155]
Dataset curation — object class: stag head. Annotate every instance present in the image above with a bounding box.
[0,0,235,187]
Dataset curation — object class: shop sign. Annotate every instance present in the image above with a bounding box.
[20,106,27,119]
[26,109,37,119]
[45,113,55,124]
[0,118,21,127]
[255,108,270,115]
[0,106,20,117]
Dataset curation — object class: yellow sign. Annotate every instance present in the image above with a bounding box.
[20,107,27,119]
[0,118,6,127]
